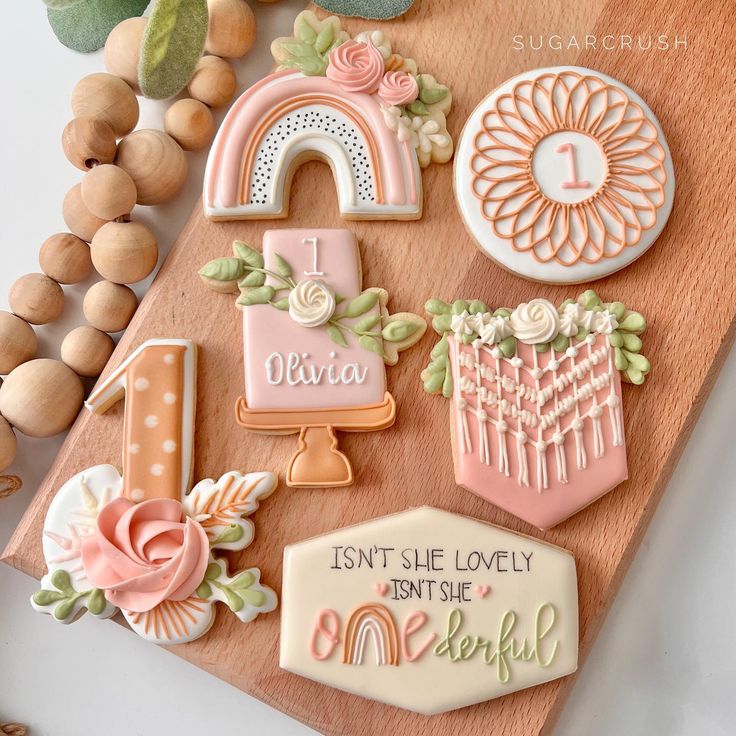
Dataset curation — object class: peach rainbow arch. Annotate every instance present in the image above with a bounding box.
[342,602,400,666]
[204,70,421,221]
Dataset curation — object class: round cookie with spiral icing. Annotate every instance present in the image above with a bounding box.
[454,66,675,284]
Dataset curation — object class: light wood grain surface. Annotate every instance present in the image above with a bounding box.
[3,2,734,734]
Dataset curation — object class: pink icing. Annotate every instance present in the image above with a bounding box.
[206,72,416,209]
[400,611,436,662]
[326,41,384,95]
[378,71,419,107]
[309,609,340,660]
[80,498,210,612]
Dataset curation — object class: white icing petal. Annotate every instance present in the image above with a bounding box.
[450,310,476,336]
[509,299,560,344]
[592,309,619,334]
[288,279,336,328]
[354,30,392,59]
[558,312,578,338]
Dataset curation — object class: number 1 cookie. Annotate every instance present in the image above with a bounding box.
[455,66,675,283]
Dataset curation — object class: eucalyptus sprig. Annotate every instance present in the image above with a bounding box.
[32,569,106,621]
[196,562,266,612]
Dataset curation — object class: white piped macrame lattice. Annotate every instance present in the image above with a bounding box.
[454,333,623,492]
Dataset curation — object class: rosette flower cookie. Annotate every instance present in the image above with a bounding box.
[204,10,453,221]
[289,279,337,327]
[32,340,279,645]
[422,290,650,529]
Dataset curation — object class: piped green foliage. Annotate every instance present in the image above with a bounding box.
[32,569,107,621]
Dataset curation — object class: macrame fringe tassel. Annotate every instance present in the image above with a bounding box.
[574,424,587,470]
[536,444,548,493]
[555,443,568,484]
[516,435,529,487]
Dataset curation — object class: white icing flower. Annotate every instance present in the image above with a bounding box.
[478,315,513,345]
[509,299,560,344]
[288,279,336,328]
[450,310,476,337]
[354,30,392,60]
[381,106,453,168]
[592,309,619,334]
[559,302,584,337]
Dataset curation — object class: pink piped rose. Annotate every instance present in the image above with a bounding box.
[378,71,419,107]
[326,40,385,94]
[80,497,210,613]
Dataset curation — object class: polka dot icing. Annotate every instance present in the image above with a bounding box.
[130,489,145,502]
[163,440,176,453]
[163,392,176,405]
[150,464,165,477]
[134,377,150,391]
[144,415,159,429]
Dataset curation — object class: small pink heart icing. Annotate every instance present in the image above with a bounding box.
[475,584,491,599]
[374,582,389,597]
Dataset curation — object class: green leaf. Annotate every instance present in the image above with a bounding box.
[441,363,453,397]
[238,588,266,607]
[205,563,221,581]
[614,346,628,371]
[314,23,334,54]
[87,588,106,615]
[575,327,589,341]
[423,370,444,394]
[407,100,429,116]
[431,335,449,358]
[223,587,244,613]
[425,299,451,315]
[33,589,67,606]
[326,324,349,348]
[493,308,512,318]
[210,524,245,546]
[619,311,646,334]
[451,300,469,315]
[419,84,449,105]
[296,15,317,44]
[343,291,379,318]
[621,333,642,352]
[424,356,446,374]
[382,320,419,342]
[432,314,452,333]
[53,598,77,621]
[579,290,601,310]
[625,367,645,385]
[280,41,319,58]
[51,569,74,595]
[199,257,246,282]
[47,0,148,53]
[233,242,264,269]
[139,0,208,100]
[468,300,488,315]
[237,286,275,306]
[607,301,626,321]
[239,270,266,288]
[358,335,384,356]
[354,314,381,333]
[272,298,290,311]
[230,572,255,591]
[551,333,569,352]
[196,581,212,598]
[622,350,650,373]
[609,330,624,348]
[282,56,327,76]
[498,336,517,358]
[273,253,292,278]
[535,342,550,353]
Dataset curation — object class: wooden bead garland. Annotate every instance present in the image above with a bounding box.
[0,312,37,375]
[90,221,158,284]
[164,99,216,151]
[81,164,138,220]
[188,55,237,108]
[61,326,115,377]
[0,415,16,472]
[71,73,139,137]
[83,280,138,332]
[62,184,109,243]
[61,116,117,171]
[115,130,187,205]
[205,0,257,59]
[39,233,93,284]
[0,359,83,438]
[103,17,147,91]
[8,274,64,325]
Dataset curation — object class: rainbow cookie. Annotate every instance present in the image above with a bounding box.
[280,507,579,714]
[422,291,649,529]
[31,340,278,644]
[199,229,426,487]
[455,66,674,283]
[203,11,452,221]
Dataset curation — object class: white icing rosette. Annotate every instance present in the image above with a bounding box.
[509,299,560,344]
[592,309,619,334]
[478,315,513,345]
[450,310,475,337]
[288,279,336,328]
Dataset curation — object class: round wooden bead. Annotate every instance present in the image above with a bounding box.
[90,221,158,284]
[81,164,137,220]
[187,55,237,108]
[8,274,64,325]
[62,116,117,171]
[0,311,37,374]
[0,414,16,472]
[205,0,256,58]
[39,233,92,284]
[104,17,146,90]
[0,359,83,437]
[61,326,115,377]
[115,130,188,205]
[83,280,138,332]
[71,73,139,137]
[164,99,216,151]
[62,183,109,242]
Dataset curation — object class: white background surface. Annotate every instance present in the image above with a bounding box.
[1,3,734,734]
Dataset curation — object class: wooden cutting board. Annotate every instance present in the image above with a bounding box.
[4,2,734,734]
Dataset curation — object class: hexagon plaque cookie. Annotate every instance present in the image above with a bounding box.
[280,507,578,714]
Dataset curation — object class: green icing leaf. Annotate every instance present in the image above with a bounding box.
[87,588,106,615]
[296,14,317,44]
[431,334,449,358]
[608,301,626,321]
[575,327,589,341]
[423,370,444,394]
[205,562,221,581]
[609,330,624,348]
[432,314,452,333]
[621,333,642,352]
[619,312,646,334]
[196,581,212,599]
[210,524,245,546]
[199,258,246,282]
[279,40,318,58]
[441,362,453,397]
[354,314,381,333]
[33,589,67,606]
[419,84,449,105]
[314,23,335,54]
[237,286,275,306]
[493,308,512,318]
[535,342,550,353]
[468,300,488,315]
[622,350,650,373]
[406,100,429,116]
[382,320,419,342]
[282,56,327,76]
[53,598,77,621]
[230,572,255,591]
[625,367,645,385]
[223,587,244,613]
[239,270,266,288]
[233,242,264,269]
[425,299,451,315]
[579,290,601,310]
[343,291,379,319]
[359,335,384,356]
[326,324,348,348]
[551,333,569,352]
[614,346,628,371]
[272,298,290,311]
[273,253,292,278]
[47,0,148,53]
[238,588,266,607]
[451,300,469,315]
[139,0,209,100]
[498,336,517,358]
[51,569,74,595]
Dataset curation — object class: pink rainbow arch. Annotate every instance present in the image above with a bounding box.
[204,70,422,221]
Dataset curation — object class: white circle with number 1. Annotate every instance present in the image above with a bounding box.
[454,66,675,284]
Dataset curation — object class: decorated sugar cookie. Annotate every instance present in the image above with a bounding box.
[455,66,674,283]
[31,339,278,644]
[199,229,426,487]
[280,506,579,714]
[422,291,649,529]
[203,11,452,221]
